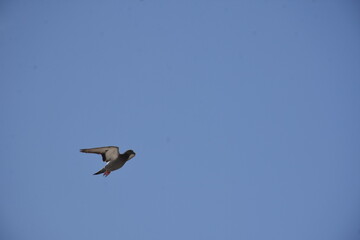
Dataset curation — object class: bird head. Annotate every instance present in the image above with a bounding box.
[125,150,136,161]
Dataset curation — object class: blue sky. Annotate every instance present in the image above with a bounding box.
[1,1,359,239]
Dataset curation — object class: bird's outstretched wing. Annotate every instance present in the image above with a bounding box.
[80,146,119,162]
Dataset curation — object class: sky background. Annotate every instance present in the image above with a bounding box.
[1,1,360,240]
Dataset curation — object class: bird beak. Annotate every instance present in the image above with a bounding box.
[128,153,135,160]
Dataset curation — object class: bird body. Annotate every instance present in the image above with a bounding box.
[80,146,135,176]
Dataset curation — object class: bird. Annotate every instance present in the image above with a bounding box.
[80,146,136,176]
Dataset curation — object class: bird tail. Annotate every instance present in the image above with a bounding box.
[93,168,106,175]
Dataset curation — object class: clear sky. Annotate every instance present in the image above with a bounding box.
[1,1,359,240]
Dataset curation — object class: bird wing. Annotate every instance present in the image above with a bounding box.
[80,146,119,162]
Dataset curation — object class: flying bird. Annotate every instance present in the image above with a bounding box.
[80,146,136,176]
